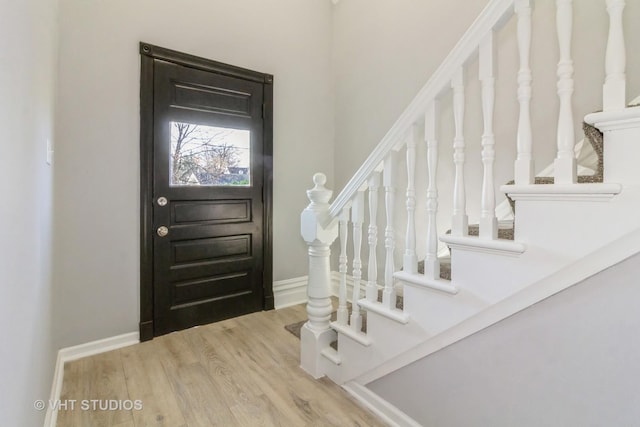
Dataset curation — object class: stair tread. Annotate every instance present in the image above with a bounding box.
[503,122,603,211]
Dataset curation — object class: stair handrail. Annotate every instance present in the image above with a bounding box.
[323,0,516,228]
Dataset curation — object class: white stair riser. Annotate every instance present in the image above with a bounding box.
[516,193,640,258]
[328,311,429,384]
[604,126,640,185]
[402,286,488,336]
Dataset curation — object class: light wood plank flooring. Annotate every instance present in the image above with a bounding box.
[56,303,387,426]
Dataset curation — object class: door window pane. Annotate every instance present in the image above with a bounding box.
[170,122,250,186]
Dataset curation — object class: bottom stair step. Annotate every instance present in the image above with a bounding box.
[321,346,341,364]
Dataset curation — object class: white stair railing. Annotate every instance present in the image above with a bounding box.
[479,32,498,240]
[514,0,534,185]
[603,0,626,111]
[554,0,577,184]
[403,127,418,274]
[424,102,440,281]
[337,207,350,326]
[451,68,468,237]
[350,190,365,333]
[382,154,397,309]
[300,173,337,378]
[299,0,629,378]
[366,173,381,302]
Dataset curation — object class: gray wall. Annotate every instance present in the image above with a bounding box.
[0,0,58,424]
[369,252,640,426]
[53,0,335,347]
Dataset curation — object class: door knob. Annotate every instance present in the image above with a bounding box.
[157,226,169,237]
[157,196,168,206]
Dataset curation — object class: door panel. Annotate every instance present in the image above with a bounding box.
[140,44,273,339]
[172,200,251,224]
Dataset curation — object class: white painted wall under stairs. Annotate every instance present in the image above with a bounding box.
[366,249,640,426]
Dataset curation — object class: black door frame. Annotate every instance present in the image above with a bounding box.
[139,42,274,342]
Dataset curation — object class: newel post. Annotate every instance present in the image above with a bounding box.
[300,173,338,379]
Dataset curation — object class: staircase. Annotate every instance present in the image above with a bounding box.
[299,0,640,421]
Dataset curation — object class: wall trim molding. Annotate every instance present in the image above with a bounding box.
[273,276,308,309]
[273,271,368,310]
[342,381,422,427]
[44,332,139,427]
[330,271,367,301]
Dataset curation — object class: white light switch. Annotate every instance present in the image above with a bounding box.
[46,139,53,165]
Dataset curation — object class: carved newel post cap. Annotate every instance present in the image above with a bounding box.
[306,173,333,205]
[301,172,336,243]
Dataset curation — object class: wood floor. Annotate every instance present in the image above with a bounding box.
[56,303,387,427]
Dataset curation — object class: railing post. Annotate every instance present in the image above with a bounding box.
[424,101,440,280]
[451,67,468,236]
[366,172,381,302]
[403,126,419,273]
[480,32,498,239]
[350,190,365,332]
[514,0,534,185]
[383,153,397,309]
[603,0,626,111]
[300,173,338,378]
[554,0,577,184]
[337,207,350,326]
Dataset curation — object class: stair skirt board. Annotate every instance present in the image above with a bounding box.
[292,229,640,386]
[342,381,423,427]
[356,227,640,385]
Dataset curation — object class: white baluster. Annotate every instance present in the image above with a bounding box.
[424,101,440,280]
[604,0,626,111]
[403,126,419,273]
[451,68,468,236]
[366,172,381,302]
[554,0,577,184]
[300,173,338,378]
[350,191,365,333]
[383,154,397,309]
[514,0,534,185]
[337,206,350,326]
[480,32,498,240]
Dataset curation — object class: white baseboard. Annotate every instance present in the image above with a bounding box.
[273,273,365,310]
[330,271,366,301]
[342,381,422,427]
[274,276,308,309]
[274,269,381,352]
[43,351,65,427]
[44,332,139,427]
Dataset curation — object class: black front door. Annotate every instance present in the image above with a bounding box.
[139,43,273,339]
